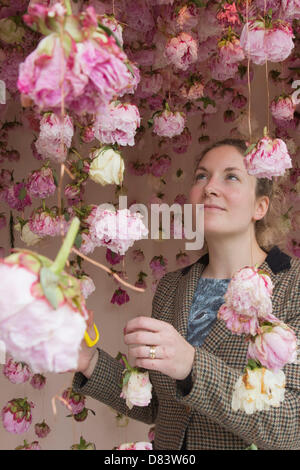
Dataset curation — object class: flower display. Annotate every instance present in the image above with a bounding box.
[153,109,186,138]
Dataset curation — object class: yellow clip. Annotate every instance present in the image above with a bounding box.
[84,323,99,347]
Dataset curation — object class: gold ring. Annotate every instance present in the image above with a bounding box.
[149,345,156,360]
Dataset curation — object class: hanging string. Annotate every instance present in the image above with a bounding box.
[246,0,252,143]
[264,0,270,132]
[58,7,66,239]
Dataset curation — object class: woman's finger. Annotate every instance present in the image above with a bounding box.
[124,331,161,346]
[128,344,163,360]
[125,316,169,334]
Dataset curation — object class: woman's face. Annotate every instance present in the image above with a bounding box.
[188,145,267,237]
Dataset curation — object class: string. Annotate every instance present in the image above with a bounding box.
[264,0,270,132]
[246,0,252,143]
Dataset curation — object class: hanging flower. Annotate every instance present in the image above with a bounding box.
[172,127,192,154]
[165,32,198,71]
[0,218,89,373]
[106,247,124,265]
[119,354,152,409]
[247,323,298,372]
[218,266,277,336]
[176,250,190,267]
[28,207,65,237]
[70,436,96,450]
[15,440,42,450]
[111,288,130,306]
[93,101,140,147]
[34,420,51,438]
[116,441,153,450]
[3,358,31,384]
[89,146,124,186]
[2,398,34,434]
[216,3,241,27]
[62,388,86,415]
[148,153,172,177]
[35,112,74,164]
[152,108,186,138]
[2,182,32,212]
[149,255,168,280]
[30,373,46,390]
[244,129,293,179]
[176,4,200,31]
[136,72,163,99]
[232,364,286,414]
[270,95,295,122]
[80,275,96,299]
[131,248,145,263]
[90,207,148,256]
[240,18,295,65]
[27,166,56,199]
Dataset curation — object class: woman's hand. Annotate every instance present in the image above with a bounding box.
[75,310,99,375]
[124,316,195,381]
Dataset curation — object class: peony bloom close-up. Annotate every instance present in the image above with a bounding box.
[120,369,152,410]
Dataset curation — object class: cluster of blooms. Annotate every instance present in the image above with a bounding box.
[89,207,148,256]
[0,219,89,373]
[93,101,141,147]
[18,5,139,115]
[118,353,152,410]
[35,112,74,164]
[240,18,295,65]
[218,266,298,414]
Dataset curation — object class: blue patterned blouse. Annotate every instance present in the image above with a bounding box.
[187,277,231,347]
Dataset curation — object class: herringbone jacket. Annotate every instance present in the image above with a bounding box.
[72,245,300,450]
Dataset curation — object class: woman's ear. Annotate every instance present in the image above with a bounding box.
[253,195,269,222]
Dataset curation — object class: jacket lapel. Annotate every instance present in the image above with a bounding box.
[174,257,283,355]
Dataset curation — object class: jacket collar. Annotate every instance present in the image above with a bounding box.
[182,244,291,276]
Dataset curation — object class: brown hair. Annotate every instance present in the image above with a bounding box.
[195,138,288,252]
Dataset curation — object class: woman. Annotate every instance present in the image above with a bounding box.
[72,138,300,450]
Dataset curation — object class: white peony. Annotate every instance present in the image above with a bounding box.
[120,369,152,410]
[89,147,124,186]
[232,367,286,415]
[15,222,44,246]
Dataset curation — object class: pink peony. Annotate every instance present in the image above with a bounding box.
[30,373,46,390]
[117,441,153,450]
[247,323,298,372]
[111,288,130,306]
[3,358,31,384]
[90,207,148,256]
[217,3,241,27]
[2,398,34,434]
[29,208,62,237]
[148,153,172,177]
[34,420,51,438]
[165,32,198,71]
[27,166,56,199]
[218,266,278,335]
[0,228,89,374]
[149,255,168,280]
[35,112,74,164]
[172,127,192,154]
[131,249,145,263]
[244,134,293,179]
[80,275,96,299]
[153,109,185,138]
[62,388,86,415]
[240,19,295,65]
[136,72,163,99]
[93,102,140,147]
[2,183,32,212]
[80,126,95,143]
[106,247,124,265]
[270,95,295,121]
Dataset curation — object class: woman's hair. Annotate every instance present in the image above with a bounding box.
[194,138,288,252]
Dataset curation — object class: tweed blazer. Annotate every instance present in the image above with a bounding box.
[72,245,300,450]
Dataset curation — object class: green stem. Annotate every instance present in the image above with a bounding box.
[64,0,72,15]
[122,355,133,372]
[50,217,80,275]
